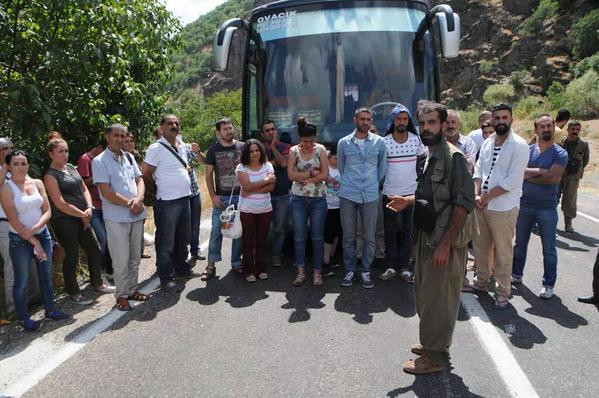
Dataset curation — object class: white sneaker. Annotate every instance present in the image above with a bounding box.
[539,286,554,300]
[511,275,523,284]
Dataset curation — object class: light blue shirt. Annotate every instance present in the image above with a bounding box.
[92,148,147,223]
[337,130,387,204]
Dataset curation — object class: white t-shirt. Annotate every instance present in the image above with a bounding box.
[325,167,341,209]
[382,133,427,196]
[236,162,274,214]
[356,137,366,152]
[144,137,191,201]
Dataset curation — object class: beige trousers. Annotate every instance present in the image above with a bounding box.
[559,178,579,220]
[474,207,519,297]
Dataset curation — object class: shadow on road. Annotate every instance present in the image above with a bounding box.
[185,263,417,324]
[513,284,588,329]
[387,366,485,398]
[556,230,599,248]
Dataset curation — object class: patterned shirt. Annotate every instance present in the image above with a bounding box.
[290,145,326,198]
[181,143,200,197]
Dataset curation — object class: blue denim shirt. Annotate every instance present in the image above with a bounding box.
[337,130,387,204]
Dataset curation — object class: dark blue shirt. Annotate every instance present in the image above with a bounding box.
[521,144,568,209]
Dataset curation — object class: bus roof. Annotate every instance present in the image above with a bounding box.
[251,0,430,16]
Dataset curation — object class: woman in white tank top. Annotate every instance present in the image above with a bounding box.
[0,150,69,331]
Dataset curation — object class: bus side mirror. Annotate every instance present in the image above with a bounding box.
[437,12,460,58]
[213,18,248,72]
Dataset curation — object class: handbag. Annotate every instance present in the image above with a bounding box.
[220,175,242,239]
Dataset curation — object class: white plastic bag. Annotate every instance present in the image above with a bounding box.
[220,204,242,239]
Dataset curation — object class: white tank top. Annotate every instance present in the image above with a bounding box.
[8,179,44,234]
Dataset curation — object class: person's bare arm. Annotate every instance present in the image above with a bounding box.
[252,182,275,193]
[270,143,288,168]
[526,165,565,185]
[237,170,272,193]
[287,148,310,182]
[303,146,329,184]
[386,195,416,212]
[29,180,52,232]
[44,174,88,218]
[205,164,224,209]
[433,205,469,268]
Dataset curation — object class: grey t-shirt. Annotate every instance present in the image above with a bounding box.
[46,164,88,219]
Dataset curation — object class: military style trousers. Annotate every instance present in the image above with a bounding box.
[559,177,579,220]
[414,229,467,362]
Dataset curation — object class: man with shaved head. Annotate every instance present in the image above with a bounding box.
[445,110,477,172]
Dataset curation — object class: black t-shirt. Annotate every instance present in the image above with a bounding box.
[205,141,244,196]
[46,164,88,219]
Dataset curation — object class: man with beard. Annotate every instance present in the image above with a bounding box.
[143,115,195,293]
[379,104,426,283]
[337,108,386,288]
[201,118,244,280]
[512,114,568,299]
[445,110,477,172]
[387,102,474,374]
[558,121,589,233]
[463,103,529,308]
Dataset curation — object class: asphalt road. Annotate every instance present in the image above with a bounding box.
[2,192,599,398]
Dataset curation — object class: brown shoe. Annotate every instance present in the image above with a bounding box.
[403,355,444,374]
[410,343,425,356]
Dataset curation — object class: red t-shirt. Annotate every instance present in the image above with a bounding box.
[77,151,102,209]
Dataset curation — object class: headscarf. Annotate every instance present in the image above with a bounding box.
[385,103,417,135]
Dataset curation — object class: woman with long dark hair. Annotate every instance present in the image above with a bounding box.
[0,150,69,331]
[236,139,275,282]
[287,117,329,286]
[44,133,114,306]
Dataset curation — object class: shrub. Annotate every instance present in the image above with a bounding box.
[479,60,496,74]
[571,9,599,59]
[514,96,549,119]
[459,106,485,133]
[518,0,559,35]
[563,70,599,119]
[510,70,529,93]
[483,84,516,105]
[547,81,566,109]
[572,54,599,78]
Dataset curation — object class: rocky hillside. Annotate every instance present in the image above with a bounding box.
[174,0,597,107]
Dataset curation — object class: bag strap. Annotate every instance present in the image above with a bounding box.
[227,173,238,207]
[158,141,188,169]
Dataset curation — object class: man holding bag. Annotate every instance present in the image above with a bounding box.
[201,118,244,280]
[142,114,195,293]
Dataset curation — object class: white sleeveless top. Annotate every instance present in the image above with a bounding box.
[8,180,44,234]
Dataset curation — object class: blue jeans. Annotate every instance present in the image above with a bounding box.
[91,209,112,273]
[208,195,242,268]
[340,197,379,272]
[189,193,201,257]
[10,227,55,321]
[289,195,327,270]
[512,206,558,287]
[154,197,191,283]
[270,194,289,256]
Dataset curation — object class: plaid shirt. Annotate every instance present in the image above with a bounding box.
[181,143,200,197]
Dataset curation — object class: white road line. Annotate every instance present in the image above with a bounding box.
[577,210,599,224]
[461,294,540,398]
[2,240,209,398]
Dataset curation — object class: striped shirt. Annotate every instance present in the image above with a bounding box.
[382,133,427,196]
[235,162,274,214]
[482,145,502,192]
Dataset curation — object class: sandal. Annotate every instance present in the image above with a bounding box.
[313,271,323,286]
[494,295,509,308]
[399,270,414,284]
[116,297,132,311]
[200,266,216,281]
[379,268,397,281]
[292,274,306,287]
[128,291,149,302]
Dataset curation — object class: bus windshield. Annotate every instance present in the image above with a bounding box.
[246,4,437,143]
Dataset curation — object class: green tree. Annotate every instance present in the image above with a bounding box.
[571,9,599,59]
[0,0,182,169]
